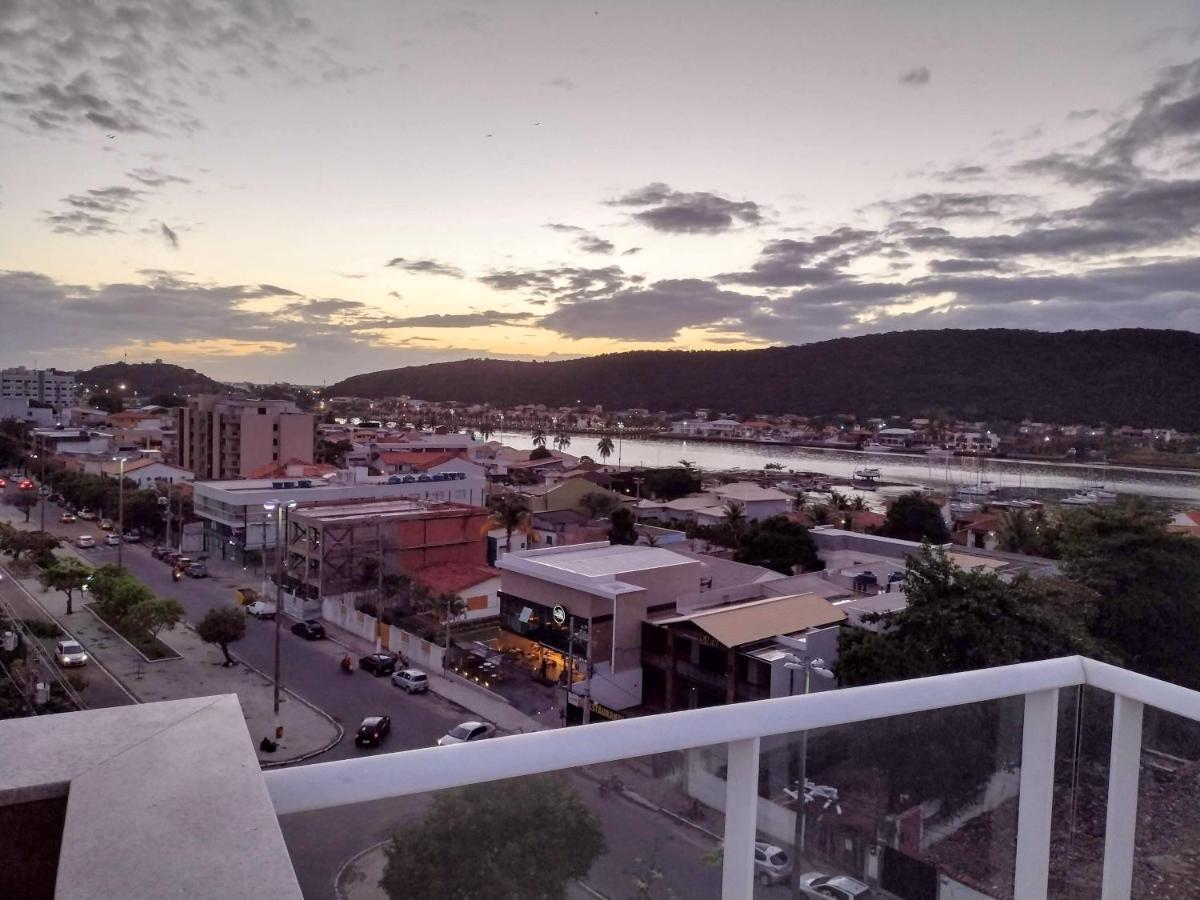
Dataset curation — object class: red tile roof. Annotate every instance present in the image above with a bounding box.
[245,460,338,479]
[413,563,499,596]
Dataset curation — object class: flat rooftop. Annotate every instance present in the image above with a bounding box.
[516,543,695,577]
[290,499,481,523]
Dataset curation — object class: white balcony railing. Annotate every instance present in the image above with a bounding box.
[264,656,1200,899]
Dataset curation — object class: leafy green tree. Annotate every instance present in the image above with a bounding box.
[486,493,532,552]
[732,515,821,575]
[478,420,495,442]
[38,557,92,615]
[834,545,1112,815]
[1060,501,1200,688]
[196,606,246,667]
[125,598,185,639]
[123,490,165,537]
[876,492,950,543]
[0,527,59,562]
[8,491,38,522]
[529,445,552,460]
[381,775,605,900]
[641,467,701,501]
[597,435,615,464]
[89,567,155,624]
[607,506,638,545]
[580,491,618,519]
[87,394,123,413]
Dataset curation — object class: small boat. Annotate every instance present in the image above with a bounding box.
[853,467,881,481]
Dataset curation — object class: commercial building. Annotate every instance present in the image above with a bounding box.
[173,395,316,480]
[0,366,77,406]
[192,465,487,561]
[284,499,490,603]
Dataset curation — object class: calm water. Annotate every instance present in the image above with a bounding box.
[497,432,1200,504]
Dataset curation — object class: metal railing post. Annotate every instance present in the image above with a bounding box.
[1101,695,1144,899]
[1014,688,1059,899]
[721,737,759,899]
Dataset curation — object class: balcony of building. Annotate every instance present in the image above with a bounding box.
[4,656,1199,898]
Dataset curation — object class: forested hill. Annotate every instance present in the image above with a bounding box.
[330,328,1200,429]
[77,362,225,398]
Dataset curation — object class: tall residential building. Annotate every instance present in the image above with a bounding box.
[0,366,77,406]
[173,394,316,480]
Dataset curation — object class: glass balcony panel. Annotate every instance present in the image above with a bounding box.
[750,696,1026,900]
[1130,704,1200,898]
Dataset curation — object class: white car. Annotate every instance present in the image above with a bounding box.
[797,873,875,900]
[391,668,429,694]
[56,639,88,667]
[78,510,97,521]
[245,601,277,620]
[437,721,495,746]
[105,533,121,546]
[76,534,95,549]
[754,842,791,886]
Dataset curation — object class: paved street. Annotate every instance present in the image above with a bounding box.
[9,500,736,899]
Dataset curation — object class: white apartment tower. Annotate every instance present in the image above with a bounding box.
[0,367,78,406]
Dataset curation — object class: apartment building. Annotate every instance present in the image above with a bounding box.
[174,395,315,480]
[0,366,77,406]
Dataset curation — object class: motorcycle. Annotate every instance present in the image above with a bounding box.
[340,654,354,675]
[172,568,182,582]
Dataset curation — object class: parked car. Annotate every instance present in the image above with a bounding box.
[753,843,791,886]
[55,640,89,667]
[48,493,63,504]
[354,715,391,748]
[75,535,95,549]
[359,652,399,677]
[163,551,184,566]
[391,668,429,694]
[290,620,326,640]
[99,518,114,530]
[185,562,208,578]
[797,873,875,900]
[78,510,97,521]
[437,721,495,746]
[59,512,77,524]
[245,601,277,620]
[122,531,140,543]
[104,533,121,546]
[151,545,170,560]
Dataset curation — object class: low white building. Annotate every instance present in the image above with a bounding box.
[101,458,194,488]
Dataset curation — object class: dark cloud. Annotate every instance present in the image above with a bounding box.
[939,165,988,181]
[479,265,628,300]
[385,257,465,278]
[899,67,931,87]
[718,228,879,287]
[544,223,615,254]
[45,210,119,235]
[545,76,576,90]
[44,184,146,235]
[127,167,190,187]
[879,192,1031,220]
[540,279,765,341]
[609,182,763,234]
[385,311,535,328]
[1067,108,1101,121]
[160,222,179,250]
[622,247,642,256]
[927,258,1018,274]
[0,0,358,136]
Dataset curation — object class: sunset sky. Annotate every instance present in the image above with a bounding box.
[2,1,1200,383]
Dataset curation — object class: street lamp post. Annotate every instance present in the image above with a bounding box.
[263,499,296,734]
[775,636,834,888]
[617,422,624,472]
[113,456,128,569]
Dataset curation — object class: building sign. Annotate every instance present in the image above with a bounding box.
[552,604,567,626]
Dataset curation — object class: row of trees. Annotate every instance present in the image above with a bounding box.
[38,468,193,541]
[85,564,184,639]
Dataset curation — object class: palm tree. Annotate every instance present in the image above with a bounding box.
[722,501,747,539]
[485,493,532,552]
[810,504,833,526]
[997,509,1035,554]
[553,431,571,452]
[597,435,615,464]
[791,491,807,513]
[828,489,851,511]
[849,495,868,511]
[478,420,494,442]
[532,427,548,449]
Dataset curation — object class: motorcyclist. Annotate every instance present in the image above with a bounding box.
[340,654,353,673]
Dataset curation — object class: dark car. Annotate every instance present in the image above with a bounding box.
[151,545,169,560]
[291,620,326,640]
[354,715,391,748]
[359,652,399,677]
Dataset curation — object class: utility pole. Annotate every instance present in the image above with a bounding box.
[37,435,46,533]
[565,615,575,726]
[115,456,127,569]
[582,621,592,725]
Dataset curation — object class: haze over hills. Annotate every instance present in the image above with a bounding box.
[326,329,1200,430]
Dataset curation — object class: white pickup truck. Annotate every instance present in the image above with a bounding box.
[245,601,277,620]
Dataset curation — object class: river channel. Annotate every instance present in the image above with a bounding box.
[495,432,1200,505]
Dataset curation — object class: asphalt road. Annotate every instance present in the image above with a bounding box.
[27,502,736,899]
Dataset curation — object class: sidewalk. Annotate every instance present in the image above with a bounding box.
[1,511,341,764]
[317,615,550,735]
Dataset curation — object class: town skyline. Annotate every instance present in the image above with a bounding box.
[2,1,1200,382]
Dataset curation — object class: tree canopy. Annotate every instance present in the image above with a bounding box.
[381,775,605,900]
[876,492,950,544]
[1059,501,1200,689]
[196,606,246,666]
[732,515,821,575]
[39,557,92,614]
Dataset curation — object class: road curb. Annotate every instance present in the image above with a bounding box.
[216,638,345,768]
[333,838,391,900]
